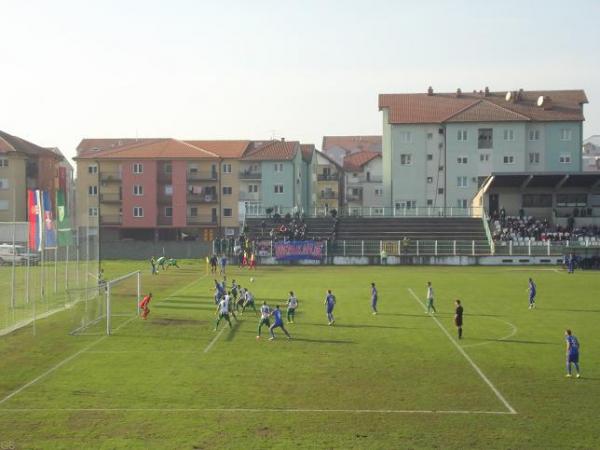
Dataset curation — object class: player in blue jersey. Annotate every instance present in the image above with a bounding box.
[567,253,576,274]
[565,329,581,378]
[370,282,378,315]
[214,279,225,304]
[325,289,336,325]
[269,305,291,340]
[528,278,536,309]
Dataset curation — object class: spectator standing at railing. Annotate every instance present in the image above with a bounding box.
[500,207,506,227]
[380,249,387,265]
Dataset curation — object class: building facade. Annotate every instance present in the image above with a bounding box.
[312,150,342,213]
[343,151,384,214]
[380,89,587,214]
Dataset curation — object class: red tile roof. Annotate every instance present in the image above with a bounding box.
[76,139,219,160]
[322,135,381,153]
[76,138,156,156]
[0,130,59,158]
[184,140,251,158]
[315,150,342,169]
[243,140,299,161]
[343,151,381,172]
[379,90,587,124]
[300,144,315,163]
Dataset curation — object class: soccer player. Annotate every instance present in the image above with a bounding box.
[210,255,218,275]
[325,289,336,325]
[370,282,378,315]
[139,292,152,320]
[287,291,298,323]
[257,301,271,339]
[454,299,464,339]
[528,278,537,309]
[150,257,157,275]
[565,329,581,378]
[214,279,225,304]
[567,253,576,274]
[269,305,291,340]
[214,294,232,331]
[156,256,167,271]
[230,280,239,309]
[249,253,257,270]
[166,258,180,269]
[220,255,227,276]
[426,281,436,314]
[242,288,257,316]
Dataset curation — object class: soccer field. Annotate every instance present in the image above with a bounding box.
[0,262,599,449]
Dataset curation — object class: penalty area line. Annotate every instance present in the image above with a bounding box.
[204,327,226,353]
[0,407,515,415]
[407,288,517,415]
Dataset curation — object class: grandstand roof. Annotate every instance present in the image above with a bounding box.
[485,172,600,190]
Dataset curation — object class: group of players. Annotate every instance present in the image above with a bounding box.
[138,261,582,378]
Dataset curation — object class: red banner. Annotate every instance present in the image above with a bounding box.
[28,190,40,250]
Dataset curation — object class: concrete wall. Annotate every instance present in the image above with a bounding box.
[101,240,212,260]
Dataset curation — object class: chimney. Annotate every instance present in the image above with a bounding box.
[456,88,462,97]
[517,88,524,101]
[427,86,434,96]
[484,86,490,96]
[280,137,285,142]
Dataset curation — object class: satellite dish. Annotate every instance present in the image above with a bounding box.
[537,95,545,107]
[505,91,512,102]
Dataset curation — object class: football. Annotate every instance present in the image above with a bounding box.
[250,277,255,283]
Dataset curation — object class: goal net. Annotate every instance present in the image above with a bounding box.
[68,270,141,336]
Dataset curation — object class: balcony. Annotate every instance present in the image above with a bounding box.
[99,193,122,203]
[187,215,217,225]
[239,170,262,180]
[320,191,338,200]
[187,193,218,203]
[187,171,218,181]
[157,194,173,204]
[317,173,339,181]
[347,192,363,202]
[157,171,172,183]
[100,215,122,225]
[157,216,172,226]
[239,192,261,201]
[100,172,122,183]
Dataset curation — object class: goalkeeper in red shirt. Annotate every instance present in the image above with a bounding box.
[139,293,152,320]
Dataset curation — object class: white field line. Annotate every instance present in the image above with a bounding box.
[204,327,226,353]
[0,407,514,415]
[0,275,206,406]
[407,288,517,415]
[461,318,518,349]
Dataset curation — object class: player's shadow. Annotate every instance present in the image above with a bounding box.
[378,313,432,318]
[497,339,558,345]
[307,322,416,330]
[154,304,216,311]
[224,321,242,341]
[164,299,216,306]
[542,308,600,313]
[289,337,355,345]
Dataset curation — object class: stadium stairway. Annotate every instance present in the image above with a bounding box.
[245,217,335,240]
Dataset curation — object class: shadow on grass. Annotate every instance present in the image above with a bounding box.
[543,308,600,313]
[498,339,558,345]
[154,304,215,311]
[163,299,216,306]
[377,313,431,318]
[289,337,355,345]
[224,320,242,341]
[306,322,420,330]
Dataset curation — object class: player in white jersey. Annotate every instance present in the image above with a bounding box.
[287,291,298,323]
[214,295,232,331]
[426,281,436,314]
[256,301,271,339]
[242,288,257,316]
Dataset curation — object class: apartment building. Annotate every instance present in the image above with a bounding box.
[379,88,587,212]
[0,130,71,223]
[322,135,381,166]
[343,151,384,214]
[312,150,343,213]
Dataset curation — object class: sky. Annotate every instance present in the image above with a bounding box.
[1,0,599,163]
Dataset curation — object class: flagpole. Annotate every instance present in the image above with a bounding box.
[37,190,45,310]
[26,214,30,305]
[10,188,16,309]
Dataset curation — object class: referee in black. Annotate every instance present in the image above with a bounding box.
[454,300,464,339]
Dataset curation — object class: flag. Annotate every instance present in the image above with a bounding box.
[42,190,57,248]
[56,190,72,246]
[27,190,41,251]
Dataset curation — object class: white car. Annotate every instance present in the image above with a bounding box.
[0,244,40,266]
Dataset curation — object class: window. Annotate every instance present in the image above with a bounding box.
[427,154,433,161]
[457,130,468,141]
[189,207,198,217]
[274,184,284,194]
[164,163,172,174]
[222,163,232,173]
[87,164,97,174]
[400,154,412,165]
[560,129,572,141]
[457,199,468,208]
[399,131,412,143]
[528,129,540,141]
[0,179,9,189]
[0,200,8,210]
[478,128,493,149]
[374,188,383,197]
[133,163,143,174]
[427,177,433,184]
[438,188,444,194]
[88,185,97,196]
[223,208,233,217]
[559,154,572,164]
[274,163,284,173]
[457,156,468,164]
[503,155,515,164]
[164,184,173,195]
[426,199,434,206]
[165,207,173,217]
[557,194,587,207]
[503,129,514,141]
[133,185,143,196]
[133,207,144,217]
[396,200,416,209]
[427,132,433,139]
[88,207,98,217]
[529,152,540,164]
[522,194,552,207]
[457,176,468,187]
[222,186,232,196]
[480,153,490,162]
[248,184,259,193]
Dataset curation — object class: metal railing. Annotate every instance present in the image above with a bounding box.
[319,191,338,199]
[187,171,218,181]
[239,171,262,180]
[245,206,484,218]
[100,215,122,225]
[187,193,218,203]
[99,193,121,203]
[100,172,122,182]
[187,215,217,225]
[157,216,172,225]
[317,173,339,181]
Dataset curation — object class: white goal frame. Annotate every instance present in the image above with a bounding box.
[106,270,141,335]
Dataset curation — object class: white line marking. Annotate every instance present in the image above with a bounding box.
[0,275,207,406]
[204,327,226,353]
[0,407,514,415]
[407,288,517,415]
[461,318,518,349]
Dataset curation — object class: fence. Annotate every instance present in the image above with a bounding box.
[244,206,484,218]
[0,222,99,336]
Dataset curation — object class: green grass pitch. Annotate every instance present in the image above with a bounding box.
[0,261,599,449]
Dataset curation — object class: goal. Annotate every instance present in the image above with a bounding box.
[68,270,141,336]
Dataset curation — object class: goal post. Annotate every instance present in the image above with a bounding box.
[68,270,141,336]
